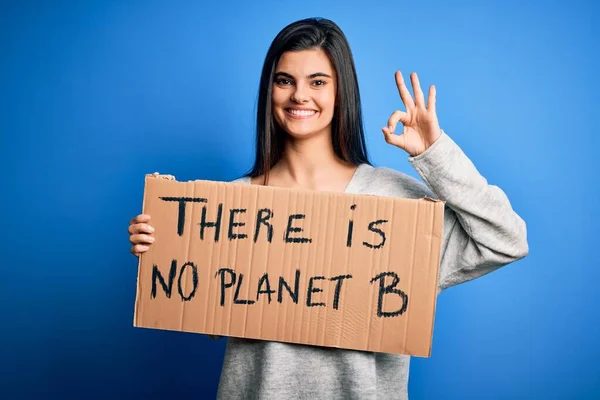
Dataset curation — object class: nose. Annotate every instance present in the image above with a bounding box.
[291,83,309,103]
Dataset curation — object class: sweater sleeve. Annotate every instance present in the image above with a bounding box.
[408,131,529,293]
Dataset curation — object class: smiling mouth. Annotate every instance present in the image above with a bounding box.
[285,108,318,118]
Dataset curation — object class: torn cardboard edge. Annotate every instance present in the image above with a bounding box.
[133,172,445,357]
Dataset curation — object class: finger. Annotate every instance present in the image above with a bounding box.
[131,244,150,256]
[129,233,155,245]
[130,214,151,225]
[128,223,155,235]
[427,84,436,112]
[382,126,407,150]
[387,110,409,134]
[395,71,415,110]
[410,72,425,108]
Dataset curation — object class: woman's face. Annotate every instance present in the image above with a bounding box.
[272,49,337,139]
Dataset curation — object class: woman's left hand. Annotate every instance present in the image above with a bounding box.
[382,71,442,156]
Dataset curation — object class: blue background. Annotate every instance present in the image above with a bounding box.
[1,0,598,398]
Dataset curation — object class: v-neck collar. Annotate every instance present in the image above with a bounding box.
[242,163,370,194]
[343,163,369,194]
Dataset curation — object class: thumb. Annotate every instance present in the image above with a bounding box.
[382,126,407,150]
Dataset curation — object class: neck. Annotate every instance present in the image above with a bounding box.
[272,128,355,190]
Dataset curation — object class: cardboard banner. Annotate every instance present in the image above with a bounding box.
[133,173,444,357]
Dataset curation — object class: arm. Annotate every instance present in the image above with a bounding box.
[382,71,528,293]
[409,131,528,292]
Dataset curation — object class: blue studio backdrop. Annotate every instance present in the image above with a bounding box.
[2,0,599,398]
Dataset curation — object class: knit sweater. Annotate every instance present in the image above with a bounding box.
[215,131,529,399]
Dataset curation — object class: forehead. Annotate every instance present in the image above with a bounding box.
[276,49,335,76]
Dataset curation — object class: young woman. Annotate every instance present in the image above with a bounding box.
[128,17,528,399]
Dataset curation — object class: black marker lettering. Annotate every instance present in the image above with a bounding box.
[256,273,276,303]
[363,219,388,249]
[233,273,255,305]
[228,208,247,240]
[285,214,312,243]
[346,204,356,247]
[254,208,274,243]
[369,272,408,317]
[177,261,198,301]
[307,276,326,307]
[330,274,353,310]
[159,197,207,236]
[200,203,223,242]
[215,268,236,306]
[278,269,300,304]
[151,259,178,299]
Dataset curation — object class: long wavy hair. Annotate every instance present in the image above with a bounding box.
[246,17,371,184]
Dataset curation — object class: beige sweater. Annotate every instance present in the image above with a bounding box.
[215,131,528,400]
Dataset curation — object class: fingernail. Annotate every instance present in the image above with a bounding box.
[148,226,155,233]
[149,237,155,242]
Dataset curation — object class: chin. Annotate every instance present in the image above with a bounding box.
[283,125,328,139]
[276,118,332,139]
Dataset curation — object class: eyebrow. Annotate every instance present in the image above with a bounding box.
[274,72,332,79]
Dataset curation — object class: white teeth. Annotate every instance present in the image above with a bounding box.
[289,109,316,116]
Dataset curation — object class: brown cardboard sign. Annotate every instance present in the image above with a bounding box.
[133,173,444,357]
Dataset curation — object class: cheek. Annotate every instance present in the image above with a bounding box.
[316,89,336,115]
[271,90,286,123]
[272,87,288,107]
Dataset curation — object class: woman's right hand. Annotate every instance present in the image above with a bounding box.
[129,214,155,256]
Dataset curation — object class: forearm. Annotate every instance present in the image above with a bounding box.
[409,131,529,290]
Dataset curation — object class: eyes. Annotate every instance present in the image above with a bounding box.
[274,78,328,87]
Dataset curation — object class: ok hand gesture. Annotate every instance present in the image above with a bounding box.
[382,71,442,156]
